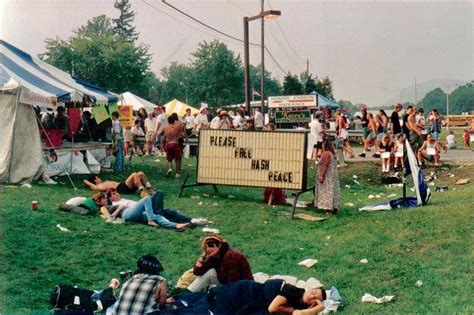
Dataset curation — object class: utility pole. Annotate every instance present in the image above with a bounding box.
[260,0,265,115]
[306,59,309,75]
[415,77,418,104]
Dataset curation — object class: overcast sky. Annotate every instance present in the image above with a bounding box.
[1,0,472,106]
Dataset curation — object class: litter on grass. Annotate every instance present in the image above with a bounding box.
[298,259,318,268]
[353,180,360,185]
[360,258,368,264]
[21,183,32,188]
[361,293,395,304]
[415,280,423,287]
[345,185,351,189]
[353,175,358,179]
[56,224,71,232]
[345,203,354,207]
[368,194,375,199]
[455,178,470,185]
[202,227,220,234]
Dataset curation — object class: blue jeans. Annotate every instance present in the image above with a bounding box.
[150,190,191,229]
[121,191,191,229]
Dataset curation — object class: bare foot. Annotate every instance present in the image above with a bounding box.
[148,220,159,227]
[175,222,191,231]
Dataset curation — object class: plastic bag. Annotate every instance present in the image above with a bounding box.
[183,144,190,159]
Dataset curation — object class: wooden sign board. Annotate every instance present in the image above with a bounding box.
[197,129,307,190]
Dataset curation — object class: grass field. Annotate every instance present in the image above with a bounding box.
[1,156,473,313]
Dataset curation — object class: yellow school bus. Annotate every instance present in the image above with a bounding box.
[445,115,474,127]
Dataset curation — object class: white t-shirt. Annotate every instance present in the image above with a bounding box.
[210,116,220,129]
[131,126,145,137]
[194,113,209,132]
[309,119,323,142]
[254,111,264,128]
[144,117,156,132]
[112,198,137,209]
[184,115,195,130]
[155,113,168,135]
[446,134,456,145]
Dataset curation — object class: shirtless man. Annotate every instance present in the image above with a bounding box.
[83,172,153,197]
[406,106,422,152]
[164,114,187,178]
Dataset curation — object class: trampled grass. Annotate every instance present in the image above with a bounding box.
[0,157,473,313]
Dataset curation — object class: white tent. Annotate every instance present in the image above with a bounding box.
[120,92,157,111]
[0,40,117,184]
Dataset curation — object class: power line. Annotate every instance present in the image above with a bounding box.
[160,0,287,75]
[142,0,237,46]
[267,0,306,64]
[227,0,253,16]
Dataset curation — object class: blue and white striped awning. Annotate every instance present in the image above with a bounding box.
[0,40,118,107]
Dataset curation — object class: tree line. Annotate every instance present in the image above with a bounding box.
[39,0,334,108]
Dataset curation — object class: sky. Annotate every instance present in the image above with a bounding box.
[1,0,472,106]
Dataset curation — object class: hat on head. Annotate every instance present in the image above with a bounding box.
[136,255,164,274]
[200,106,208,113]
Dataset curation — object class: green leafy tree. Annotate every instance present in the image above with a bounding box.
[40,15,153,97]
[159,62,195,104]
[282,73,304,95]
[449,82,474,114]
[249,64,281,99]
[316,76,335,100]
[300,72,318,94]
[418,88,447,114]
[113,0,138,42]
[190,40,243,108]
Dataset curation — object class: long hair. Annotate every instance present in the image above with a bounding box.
[322,139,335,155]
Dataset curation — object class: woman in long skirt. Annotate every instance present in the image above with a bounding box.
[315,140,340,214]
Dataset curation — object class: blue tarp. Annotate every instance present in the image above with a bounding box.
[309,91,339,109]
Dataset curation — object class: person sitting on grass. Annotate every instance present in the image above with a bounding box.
[177,235,253,293]
[111,255,168,314]
[417,134,444,167]
[101,189,207,231]
[169,279,326,314]
[83,172,153,197]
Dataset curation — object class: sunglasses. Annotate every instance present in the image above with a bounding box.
[205,241,219,248]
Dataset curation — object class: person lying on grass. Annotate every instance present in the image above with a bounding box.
[100,189,208,231]
[167,279,326,314]
[83,172,153,197]
[176,234,253,292]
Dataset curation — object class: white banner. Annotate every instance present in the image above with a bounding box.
[268,95,316,108]
[19,87,57,108]
[43,151,90,176]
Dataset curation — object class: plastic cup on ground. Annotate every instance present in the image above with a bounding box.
[31,201,38,210]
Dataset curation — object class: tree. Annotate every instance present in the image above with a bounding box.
[300,72,318,94]
[249,64,281,99]
[190,40,243,108]
[316,76,335,100]
[113,0,138,42]
[40,15,153,97]
[449,82,474,114]
[418,88,447,114]
[159,62,195,104]
[282,73,304,95]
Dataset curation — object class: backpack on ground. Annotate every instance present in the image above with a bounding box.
[50,284,117,314]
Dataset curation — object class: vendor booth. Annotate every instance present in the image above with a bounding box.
[0,40,117,183]
[164,99,199,117]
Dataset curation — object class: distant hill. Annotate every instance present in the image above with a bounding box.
[382,79,469,107]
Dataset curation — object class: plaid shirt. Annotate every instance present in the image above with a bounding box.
[112,274,163,315]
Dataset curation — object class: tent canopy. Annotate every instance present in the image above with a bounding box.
[120,92,157,111]
[0,39,118,107]
[164,99,199,117]
[309,91,339,110]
